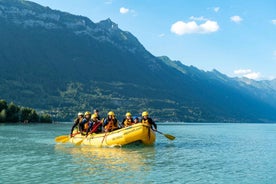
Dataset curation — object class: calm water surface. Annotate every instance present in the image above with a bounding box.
[0,123,275,184]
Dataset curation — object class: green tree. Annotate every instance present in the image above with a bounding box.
[40,113,52,123]
[0,109,7,122]
[6,102,20,122]
[30,110,39,122]
[0,100,7,112]
[21,107,31,122]
[20,108,39,122]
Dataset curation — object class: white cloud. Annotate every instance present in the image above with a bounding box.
[200,20,220,32]
[170,20,219,35]
[233,69,261,80]
[214,7,220,12]
[243,72,261,80]
[230,15,243,23]
[120,7,129,14]
[119,7,137,16]
[234,69,252,75]
[272,20,276,24]
[189,16,208,21]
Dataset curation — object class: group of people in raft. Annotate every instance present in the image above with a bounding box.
[70,109,157,137]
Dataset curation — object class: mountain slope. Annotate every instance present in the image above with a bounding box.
[1,0,276,122]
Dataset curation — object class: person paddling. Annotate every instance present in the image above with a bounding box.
[79,111,92,134]
[70,112,84,137]
[103,111,119,132]
[86,113,103,136]
[141,111,157,130]
[93,109,101,120]
[122,112,134,127]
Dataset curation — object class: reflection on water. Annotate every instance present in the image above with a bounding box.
[2,123,275,183]
[55,144,156,182]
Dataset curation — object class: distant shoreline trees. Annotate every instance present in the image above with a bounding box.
[0,99,52,123]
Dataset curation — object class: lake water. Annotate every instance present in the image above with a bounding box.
[0,123,275,184]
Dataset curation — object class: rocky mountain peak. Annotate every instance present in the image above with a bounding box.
[0,0,144,53]
[98,18,118,31]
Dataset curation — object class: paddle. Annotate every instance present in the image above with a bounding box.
[100,118,111,147]
[55,132,79,143]
[99,131,108,147]
[75,119,104,146]
[61,137,70,143]
[89,118,104,134]
[55,136,70,143]
[154,129,175,140]
[75,138,84,146]
[55,135,69,142]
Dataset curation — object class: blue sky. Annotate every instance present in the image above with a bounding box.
[31,0,276,80]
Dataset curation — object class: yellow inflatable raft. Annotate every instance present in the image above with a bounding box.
[69,123,156,147]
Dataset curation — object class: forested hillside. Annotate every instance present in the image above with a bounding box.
[1,0,276,122]
[0,99,52,123]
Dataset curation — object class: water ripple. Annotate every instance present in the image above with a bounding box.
[0,123,275,183]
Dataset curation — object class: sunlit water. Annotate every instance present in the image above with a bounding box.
[0,123,275,184]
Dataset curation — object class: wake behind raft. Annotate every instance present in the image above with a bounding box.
[55,124,157,147]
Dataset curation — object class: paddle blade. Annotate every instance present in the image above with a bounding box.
[61,137,70,143]
[155,130,175,141]
[75,139,84,146]
[164,134,175,140]
[55,135,69,142]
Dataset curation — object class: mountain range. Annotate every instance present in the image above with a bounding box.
[1,0,276,122]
